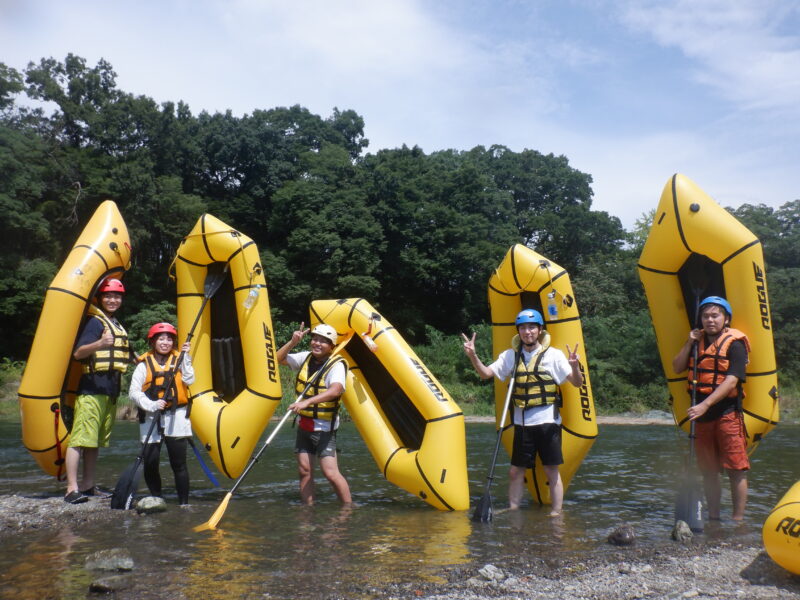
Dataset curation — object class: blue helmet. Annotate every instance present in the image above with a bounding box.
[515,309,544,327]
[699,296,732,318]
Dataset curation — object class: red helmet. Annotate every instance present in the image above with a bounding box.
[147,322,177,341]
[97,278,125,294]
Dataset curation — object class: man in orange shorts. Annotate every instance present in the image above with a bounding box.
[672,296,750,521]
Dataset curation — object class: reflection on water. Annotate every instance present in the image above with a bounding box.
[1,421,798,599]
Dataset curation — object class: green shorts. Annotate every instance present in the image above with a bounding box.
[68,394,116,448]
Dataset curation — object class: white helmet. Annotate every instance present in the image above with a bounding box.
[311,324,338,345]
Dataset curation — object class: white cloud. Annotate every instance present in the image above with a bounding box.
[619,0,800,115]
[1,0,796,229]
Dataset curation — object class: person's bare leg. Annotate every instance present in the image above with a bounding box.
[703,472,722,519]
[80,447,98,491]
[320,455,351,504]
[728,469,748,521]
[508,465,526,509]
[297,453,315,505]
[65,447,82,494]
[543,465,563,516]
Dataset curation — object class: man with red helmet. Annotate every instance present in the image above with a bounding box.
[65,278,132,503]
[128,322,195,505]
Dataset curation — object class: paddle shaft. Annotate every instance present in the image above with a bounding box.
[688,340,698,456]
[188,437,220,487]
[481,352,519,495]
[161,261,228,410]
[688,290,702,459]
[228,410,294,497]
[219,350,340,497]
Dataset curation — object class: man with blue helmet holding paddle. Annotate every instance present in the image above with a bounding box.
[673,295,750,522]
[463,309,582,516]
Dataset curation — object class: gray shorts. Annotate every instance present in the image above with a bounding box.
[295,427,338,458]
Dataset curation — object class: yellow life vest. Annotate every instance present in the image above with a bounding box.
[81,305,130,374]
[140,350,189,407]
[295,354,347,420]
[511,345,561,410]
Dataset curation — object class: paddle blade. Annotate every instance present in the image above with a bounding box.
[204,262,229,298]
[110,462,142,510]
[471,493,493,523]
[194,492,233,532]
[675,477,704,533]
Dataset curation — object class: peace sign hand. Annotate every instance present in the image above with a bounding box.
[461,332,477,357]
[566,343,581,364]
[292,322,310,346]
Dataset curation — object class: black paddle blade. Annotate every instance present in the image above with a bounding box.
[110,462,142,510]
[204,262,229,298]
[471,493,493,523]
[675,477,704,533]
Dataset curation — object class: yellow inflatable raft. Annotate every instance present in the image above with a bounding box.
[308,298,470,511]
[488,244,598,505]
[18,201,132,478]
[174,214,282,479]
[637,174,779,448]
[763,481,800,575]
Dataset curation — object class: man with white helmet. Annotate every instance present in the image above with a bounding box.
[462,309,583,516]
[277,322,352,505]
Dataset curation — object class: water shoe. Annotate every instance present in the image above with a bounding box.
[64,491,89,504]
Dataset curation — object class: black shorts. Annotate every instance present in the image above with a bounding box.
[295,427,338,458]
[511,423,563,468]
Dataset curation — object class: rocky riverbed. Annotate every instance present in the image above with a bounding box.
[374,541,800,599]
[2,492,799,599]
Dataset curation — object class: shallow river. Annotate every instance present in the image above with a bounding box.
[1,420,798,599]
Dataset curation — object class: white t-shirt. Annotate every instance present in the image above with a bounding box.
[287,351,346,432]
[488,346,572,427]
[128,353,195,443]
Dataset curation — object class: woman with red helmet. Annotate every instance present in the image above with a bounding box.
[65,277,133,504]
[128,322,195,505]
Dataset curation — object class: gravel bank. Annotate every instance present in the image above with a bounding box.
[375,540,800,600]
[0,493,121,539]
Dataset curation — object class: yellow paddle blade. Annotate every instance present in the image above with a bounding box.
[193,492,232,532]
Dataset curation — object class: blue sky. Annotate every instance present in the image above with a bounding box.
[2,0,798,229]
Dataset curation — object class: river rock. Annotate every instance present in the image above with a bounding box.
[84,548,134,571]
[89,574,133,592]
[607,524,636,546]
[672,520,694,543]
[136,496,167,514]
[477,563,505,581]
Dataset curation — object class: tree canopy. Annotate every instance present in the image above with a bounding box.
[1,55,797,412]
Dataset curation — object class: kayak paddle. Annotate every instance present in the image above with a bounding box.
[674,288,705,532]
[194,347,344,532]
[472,353,518,522]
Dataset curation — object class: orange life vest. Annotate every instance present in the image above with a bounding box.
[140,350,189,407]
[688,328,750,398]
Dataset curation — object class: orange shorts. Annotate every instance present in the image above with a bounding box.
[694,411,750,472]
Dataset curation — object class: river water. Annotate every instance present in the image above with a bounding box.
[1,420,798,599]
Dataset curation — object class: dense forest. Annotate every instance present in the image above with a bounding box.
[1,55,798,414]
